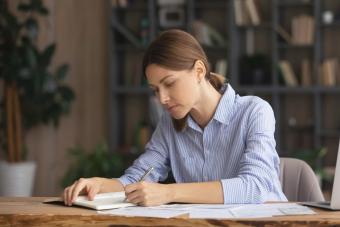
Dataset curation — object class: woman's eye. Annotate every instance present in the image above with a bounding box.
[165,81,175,87]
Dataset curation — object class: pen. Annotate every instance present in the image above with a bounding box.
[124,167,154,203]
[139,166,154,182]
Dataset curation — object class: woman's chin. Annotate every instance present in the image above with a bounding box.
[170,112,188,119]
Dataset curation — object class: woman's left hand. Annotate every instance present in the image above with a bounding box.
[124,181,173,206]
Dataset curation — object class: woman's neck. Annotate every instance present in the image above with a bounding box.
[190,82,222,129]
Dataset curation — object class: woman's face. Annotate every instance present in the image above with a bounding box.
[146,63,203,119]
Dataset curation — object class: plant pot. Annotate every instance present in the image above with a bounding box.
[0,161,36,196]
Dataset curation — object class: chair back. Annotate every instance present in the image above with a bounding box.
[279,157,325,202]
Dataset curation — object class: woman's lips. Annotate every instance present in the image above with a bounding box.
[167,105,178,112]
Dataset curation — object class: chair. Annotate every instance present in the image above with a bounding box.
[279,157,325,202]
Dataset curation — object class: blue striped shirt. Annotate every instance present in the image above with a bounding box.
[118,84,287,204]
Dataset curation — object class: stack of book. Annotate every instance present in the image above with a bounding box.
[276,15,314,45]
[291,15,314,45]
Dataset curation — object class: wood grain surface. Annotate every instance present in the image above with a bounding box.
[1,197,340,226]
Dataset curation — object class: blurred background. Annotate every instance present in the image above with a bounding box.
[0,0,340,199]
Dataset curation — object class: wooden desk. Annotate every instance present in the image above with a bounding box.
[1,197,340,226]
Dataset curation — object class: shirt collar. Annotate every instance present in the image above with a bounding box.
[187,83,236,131]
[213,83,236,125]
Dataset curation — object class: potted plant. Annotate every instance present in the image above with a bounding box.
[62,143,125,188]
[0,0,75,196]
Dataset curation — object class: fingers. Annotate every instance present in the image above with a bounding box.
[71,178,87,203]
[63,178,88,206]
[124,182,139,194]
[125,182,148,205]
[63,186,70,205]
[87,185,100,200]
[64,184,76,206]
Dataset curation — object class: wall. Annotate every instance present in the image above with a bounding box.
[24,0,110,195]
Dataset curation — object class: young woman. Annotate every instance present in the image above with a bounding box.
[63,29,287,206]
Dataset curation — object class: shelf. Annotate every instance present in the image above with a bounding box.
[202,45,228,53]
[321,22,340,29]
[113,86,151,95]
[277,86,316,93]
[112,6,148,12]
[319,130,340,138]
[115,44,146,52]
[278,1,314,8]
[317,86,340,94]
[237,23,272,30]
[277,43,314,49]
[237,86,274,94]
[194,1,228,9]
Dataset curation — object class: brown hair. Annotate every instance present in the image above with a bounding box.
[142,29,227,131]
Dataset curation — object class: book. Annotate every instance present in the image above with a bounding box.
[279,60,298,86]
[245,0,260,25]
[44,191,135,210]
[276,25,292,44]
[321,58,337,86]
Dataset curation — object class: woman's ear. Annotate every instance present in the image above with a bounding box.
[194,60,206,82]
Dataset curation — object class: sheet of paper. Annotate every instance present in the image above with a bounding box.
[153,203,241,210]
[98,203,316,219]
[229,203,316,218]
[188,208,234,219]
[98,206,188,218]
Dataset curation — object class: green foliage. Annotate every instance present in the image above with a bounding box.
[290,147,331,181]
[0,0,75,130]
[61,143,125,187]
[0,0,75,161]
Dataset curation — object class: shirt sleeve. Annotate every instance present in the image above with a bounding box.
[220,100,282,204]
[118,114,171,186]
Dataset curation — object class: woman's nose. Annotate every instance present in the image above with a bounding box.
[158,89,169,105]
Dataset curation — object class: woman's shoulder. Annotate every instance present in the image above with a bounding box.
[235,94,273,114]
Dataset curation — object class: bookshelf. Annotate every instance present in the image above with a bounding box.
[109,0,340,189]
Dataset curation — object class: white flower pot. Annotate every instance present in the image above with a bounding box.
[0,161,36,196]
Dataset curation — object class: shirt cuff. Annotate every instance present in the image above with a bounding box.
[220,178,264,204]
[117,175,135,187]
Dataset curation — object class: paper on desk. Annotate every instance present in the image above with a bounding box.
[98,206,188,218]
[99,204,241,219]
[188,208,234,219]
[154,203,241,210]
[98,203,315,219]
[229,203,316,218]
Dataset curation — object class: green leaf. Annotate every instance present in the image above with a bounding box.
[17,3,32,12]
[55,64,69,80]
[40,44,56,67]
[25,46,38,67]
[39,7,49,15]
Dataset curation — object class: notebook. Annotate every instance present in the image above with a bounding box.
[44,191,135,210]
[302,138,340,210]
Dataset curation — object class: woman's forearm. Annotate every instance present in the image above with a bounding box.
[168,181,224,204]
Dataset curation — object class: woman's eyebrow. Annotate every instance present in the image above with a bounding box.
[149,75,174,87]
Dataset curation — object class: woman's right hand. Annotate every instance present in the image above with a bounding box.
[63,177,102,206]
